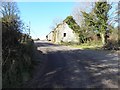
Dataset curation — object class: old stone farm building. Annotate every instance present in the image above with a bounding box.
[46,22,79,44]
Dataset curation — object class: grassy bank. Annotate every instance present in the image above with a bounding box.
[2,39,36,88]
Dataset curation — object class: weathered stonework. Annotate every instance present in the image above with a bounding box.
[46,22,79,44]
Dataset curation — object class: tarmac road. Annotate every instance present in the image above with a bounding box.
[24,40,119,88]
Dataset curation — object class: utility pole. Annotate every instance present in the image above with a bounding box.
[28,21,31,36]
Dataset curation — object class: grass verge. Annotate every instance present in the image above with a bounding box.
[61,41,103,50]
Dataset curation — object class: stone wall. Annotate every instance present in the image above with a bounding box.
[54,22,79,44]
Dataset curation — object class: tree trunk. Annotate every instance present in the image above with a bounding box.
[100,33,106,45]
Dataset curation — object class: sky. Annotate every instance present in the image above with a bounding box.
[17,2,77,39]
[17,2,118,40]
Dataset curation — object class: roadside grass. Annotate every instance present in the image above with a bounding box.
[60,41,120,54]
[61,41,103,50]
[70,44,102,50]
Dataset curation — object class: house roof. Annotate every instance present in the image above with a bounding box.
[46,30,54,36]
[53,22,68,31]
[46,16,80,36]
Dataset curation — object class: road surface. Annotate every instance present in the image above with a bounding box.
[24,40,119,88]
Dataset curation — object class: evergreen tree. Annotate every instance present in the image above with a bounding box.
[93,1,111,45]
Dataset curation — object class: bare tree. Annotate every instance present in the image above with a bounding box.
[50,17,63,30]
[1,2,23,32]
[0,2,19,17]
[72,2,94,26]
[107,2,118,26]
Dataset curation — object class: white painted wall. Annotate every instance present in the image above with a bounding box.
[55,22,79,43]
[47,31,54,41]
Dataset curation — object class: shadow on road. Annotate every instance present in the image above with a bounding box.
[25,41,119,88]
[35,42,60,47]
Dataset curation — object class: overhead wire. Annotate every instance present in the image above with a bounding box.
[30,29,39,39]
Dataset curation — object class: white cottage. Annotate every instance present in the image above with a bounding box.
[47,22,79,44]
[46,31,54,42]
